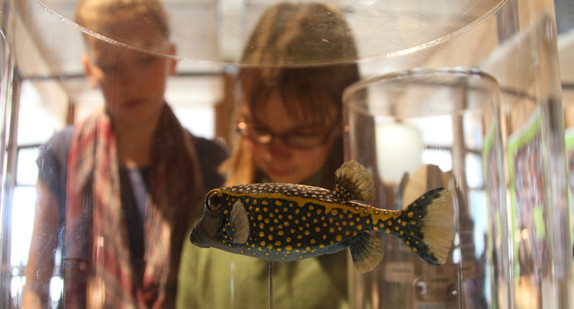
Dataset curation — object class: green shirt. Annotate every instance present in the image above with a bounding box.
[177,244,348,309]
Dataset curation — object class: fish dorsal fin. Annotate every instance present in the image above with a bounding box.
[230,200,250,244]
[334,160,375,202]
[350,233,384,273]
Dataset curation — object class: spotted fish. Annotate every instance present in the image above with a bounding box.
[190,160,454,273]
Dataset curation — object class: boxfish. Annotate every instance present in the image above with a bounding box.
[190,160,454,273]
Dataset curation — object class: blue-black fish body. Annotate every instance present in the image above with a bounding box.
[190,161,454,273]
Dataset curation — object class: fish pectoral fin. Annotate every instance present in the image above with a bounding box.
[349,233,384,273]
[230,200,250,244]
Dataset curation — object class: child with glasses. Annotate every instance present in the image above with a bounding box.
[178,2,359,308]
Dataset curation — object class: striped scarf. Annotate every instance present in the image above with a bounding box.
[64,104,203,308]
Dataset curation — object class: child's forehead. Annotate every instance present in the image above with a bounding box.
[248,95,337,127]
[85,15,169,53]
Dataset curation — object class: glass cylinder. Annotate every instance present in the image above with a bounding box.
[343,67,508,309]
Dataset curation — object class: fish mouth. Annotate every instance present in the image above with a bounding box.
[189,226,210,248]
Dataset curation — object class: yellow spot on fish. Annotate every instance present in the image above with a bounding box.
[336,235,343,242]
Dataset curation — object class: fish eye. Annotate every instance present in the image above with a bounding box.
[206,190,222,211]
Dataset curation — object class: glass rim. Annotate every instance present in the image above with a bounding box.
[342,67,501,117]
[343,67,500,103]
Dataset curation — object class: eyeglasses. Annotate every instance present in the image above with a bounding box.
[236,120,339,149]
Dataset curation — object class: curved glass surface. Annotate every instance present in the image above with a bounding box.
[33,0,505,67]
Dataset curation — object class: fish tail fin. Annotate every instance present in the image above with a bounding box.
[393,188,454,265]
[334,160,375,202]
[350,233,384,273]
